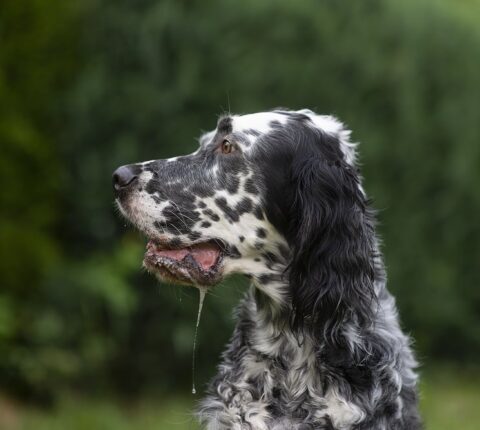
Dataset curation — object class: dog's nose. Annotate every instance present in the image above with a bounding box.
[112,165,138,191]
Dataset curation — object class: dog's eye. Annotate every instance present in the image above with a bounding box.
[220,139,235,154]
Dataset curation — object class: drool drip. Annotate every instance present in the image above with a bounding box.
[192,286,207,395]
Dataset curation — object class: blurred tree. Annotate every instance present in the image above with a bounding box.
[0,0,83,402]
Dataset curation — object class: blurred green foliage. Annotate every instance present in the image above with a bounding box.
[0,0,479,403]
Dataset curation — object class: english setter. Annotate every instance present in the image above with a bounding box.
[113,109,421,429]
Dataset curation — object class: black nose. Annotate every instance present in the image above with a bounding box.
[112,165,138,191]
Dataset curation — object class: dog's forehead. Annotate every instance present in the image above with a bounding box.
[198,110,356,165]
[231,112,289,135]
[198,112,289,149]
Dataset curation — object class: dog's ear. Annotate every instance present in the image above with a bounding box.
[287,131,375,339]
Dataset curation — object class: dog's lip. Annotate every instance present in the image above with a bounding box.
[142,238,226,286]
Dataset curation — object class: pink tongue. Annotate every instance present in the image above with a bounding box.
[155,243,220,270]
[190,244,220,270]
[156,248,190,261]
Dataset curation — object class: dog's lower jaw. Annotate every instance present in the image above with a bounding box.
[197,282,421,430]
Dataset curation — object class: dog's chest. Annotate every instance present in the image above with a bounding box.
[202,330,363,429]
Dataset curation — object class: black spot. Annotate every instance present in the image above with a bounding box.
[227,245,241,259]
[266,402,282,417]
[203,209,220,222]
[198,201,207,209]
[216,159,248,194]
[188,231,201,241]
[254,206,264,220]
[244,178,258,194]
[244,129,260,137]
[256,228,267,238]
[384,401,399,418]
[200,221,212,228]
[145,179,159,195]
[258,274,277,284]
[262,252,279,264]
[155,206,200,235]
[274,110,310,122]
[254,257,261,262]
[226,176,240,194]
[254,241,264,250]
[322,417,335,430]
[151,194,163,204]
[238,236,245,242]
[169,238,183,248]
[217,116,233,134]
[173,190,196,210]
[269,120,282,128]
[272,387,281,399]
[188,183,215,198]
[235,197,253,216]
[262,252,280,270]
[215,197,239,222]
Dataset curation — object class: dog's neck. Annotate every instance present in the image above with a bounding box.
[245,248,386,361]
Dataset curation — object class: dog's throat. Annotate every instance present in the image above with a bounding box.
[192,286,207,395]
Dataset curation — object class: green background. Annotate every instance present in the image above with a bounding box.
[0,0,479,428]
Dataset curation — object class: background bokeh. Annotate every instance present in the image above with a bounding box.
[1,0,479,428]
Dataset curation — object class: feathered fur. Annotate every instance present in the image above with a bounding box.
[114,109,422,429]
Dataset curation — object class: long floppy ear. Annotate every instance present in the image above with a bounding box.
[287,131,375,339]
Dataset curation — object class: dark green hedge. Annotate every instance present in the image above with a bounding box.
[1,0,479,401]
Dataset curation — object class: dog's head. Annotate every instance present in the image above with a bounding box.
[114,109,374,327]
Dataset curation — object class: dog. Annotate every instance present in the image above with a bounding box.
[113,109,421,429]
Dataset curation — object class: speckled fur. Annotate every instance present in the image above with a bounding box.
[114,109,422,430]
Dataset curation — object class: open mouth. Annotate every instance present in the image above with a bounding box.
[143,240,225,286]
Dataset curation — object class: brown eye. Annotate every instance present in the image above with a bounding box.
[221,139,235,154]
